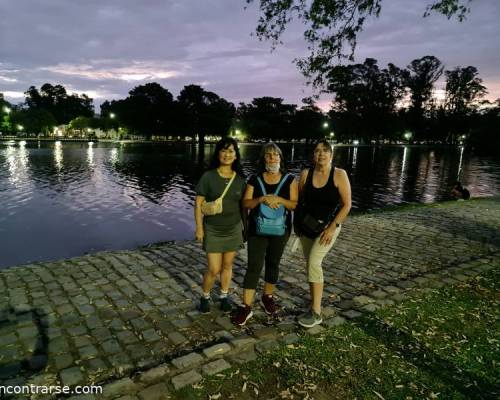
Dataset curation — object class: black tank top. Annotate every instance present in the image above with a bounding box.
[303,166,340,220]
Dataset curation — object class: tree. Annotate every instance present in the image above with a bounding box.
[1,93,13,134]
[247,0,472,86]
[10,108,57,135]
[444,66,487,143]
[404,56,444,142]
[238,97,296,141]
[177,85,235,145]
[24,84,94,124]
[290,102,326,142]
[326,58,406,143]
[108,83,175,139]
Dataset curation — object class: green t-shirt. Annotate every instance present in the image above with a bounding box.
[195,169,246,227]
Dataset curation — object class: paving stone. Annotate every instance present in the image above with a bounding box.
[109,353,135,376]
[139,364,171,384]
[256,339,280,353]
[370,290,388,299]
[55,354,74,370]
[79,345,99,360]
[230,337,256,351]
[101,339,122,355]
[281,333,300,344]
[171,371,203,390]
[306,325,325,335]
[102,377,139,398]
[203,343,232,358]
[228,348,257,365]
[142,328,161,343]
[167,331,187,345]
[202,358,231,376]
[324,316,346,327]
[60,366,85,386]
[362,303,380,312]
[341,309,363,319]
[171,318,192,329]
[215,316,233,330]
[171,352,204,369]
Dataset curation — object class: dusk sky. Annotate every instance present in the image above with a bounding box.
[1,0,499,111]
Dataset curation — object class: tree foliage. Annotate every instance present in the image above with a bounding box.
[246,0,473,85]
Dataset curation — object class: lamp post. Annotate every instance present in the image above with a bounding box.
[404,132,412,144]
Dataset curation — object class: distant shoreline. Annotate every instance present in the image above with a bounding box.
[0,137,466,148]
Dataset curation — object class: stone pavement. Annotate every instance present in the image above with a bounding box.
[0,198,499,399]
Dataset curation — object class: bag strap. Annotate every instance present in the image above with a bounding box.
[257,173,290,197]
[274,173,290,195]
[219,172,236,200]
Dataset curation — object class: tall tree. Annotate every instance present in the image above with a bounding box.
[444,66,487,143]
[1,93,13,134]
[290,102,326,142]
[177,85,235,145]
[246,0,472,86]
[238,97,296,141]
[109,83,175,139]
[326,58,406,143]
[10,108,57,135]
[405,56,444,141]
[24,83,94,124]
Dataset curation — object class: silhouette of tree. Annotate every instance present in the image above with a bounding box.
[10,108,57,135]
[246,0,472,86]
[238,97,296,141]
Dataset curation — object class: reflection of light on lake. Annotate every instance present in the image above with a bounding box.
[6,143,29,184]
[457,146,464,179]
[110,148,118,165]
[352,147,358,170]
[401,146,408,174]
[290,144,295,161]
[87,143,94,165]
[54,141,63,171]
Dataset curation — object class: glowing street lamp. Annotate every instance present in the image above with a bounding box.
[323,122,329,128]
[3,106,11,114]
[404,132,412,142]
[17,124,24,131]
[110,113,116,119]
[329,132,334,138]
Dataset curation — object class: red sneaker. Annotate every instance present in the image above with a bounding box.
[261,294,280,315]
[231,305,253,326]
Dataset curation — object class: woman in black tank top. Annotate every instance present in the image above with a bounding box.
[296,139,352,328]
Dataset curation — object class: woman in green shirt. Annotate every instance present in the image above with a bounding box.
[194,137,246,313]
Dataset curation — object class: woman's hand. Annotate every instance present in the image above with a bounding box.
[195,226,204,242]
[319,224,337,246]
[262,195,281,209]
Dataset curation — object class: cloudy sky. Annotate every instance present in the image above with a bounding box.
[1,0,499,111]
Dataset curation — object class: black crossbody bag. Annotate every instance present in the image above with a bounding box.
[294,168,340,239]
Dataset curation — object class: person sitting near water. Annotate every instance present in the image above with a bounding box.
[451,181,470,200]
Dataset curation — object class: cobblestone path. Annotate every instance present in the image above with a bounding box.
[1,198,499,399]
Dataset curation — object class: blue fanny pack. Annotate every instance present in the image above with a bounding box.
[254,174,290,236]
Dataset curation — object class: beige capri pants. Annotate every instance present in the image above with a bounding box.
[299,225,341,283]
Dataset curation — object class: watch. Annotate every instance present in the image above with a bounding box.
[335,222,341,228]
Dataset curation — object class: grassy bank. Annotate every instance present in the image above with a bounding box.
[174,267,499,400]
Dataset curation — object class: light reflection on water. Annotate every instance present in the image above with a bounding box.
[0,141,499,269]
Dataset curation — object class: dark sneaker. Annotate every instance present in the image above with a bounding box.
[231,305,253,326]
[298,310,323,328]
[220,297,232,313]
[261,294,279,315]
[199,296,210,313]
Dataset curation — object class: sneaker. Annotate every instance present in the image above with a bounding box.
[261,294,280,315]
[199,296,210,313]
[298,310,323,328]
[220,297,233,313]
[231,305,253,326]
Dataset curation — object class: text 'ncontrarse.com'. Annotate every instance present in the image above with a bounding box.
[0,384,103,396]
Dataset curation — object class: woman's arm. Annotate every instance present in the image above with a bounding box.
[331,168,352,226]
[242,184,264,210]
[298,169,309,197]
[194,195,205,241]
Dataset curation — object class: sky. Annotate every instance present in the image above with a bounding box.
[1,0,499,112]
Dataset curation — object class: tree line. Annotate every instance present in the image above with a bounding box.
[1,55,498,153]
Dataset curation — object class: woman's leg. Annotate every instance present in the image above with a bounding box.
[242,235,268,306]
[263,233,290,295]
[202,252,223,294]
[220,251,236,292]
[306,227,341,313]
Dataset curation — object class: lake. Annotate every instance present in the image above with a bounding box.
[1,140,499,269]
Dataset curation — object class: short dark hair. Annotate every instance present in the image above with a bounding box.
[209,137,245,177]
[314,139,333,153]
[256,142,287,174]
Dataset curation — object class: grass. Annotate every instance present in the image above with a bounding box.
[172,267,499,400]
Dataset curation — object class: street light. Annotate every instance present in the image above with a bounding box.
[323,122,329,128]
[329,132,334,138]
[2,106,11,114]
[404,132,412,142]
[110,113,115,119]
[17,124,24,131]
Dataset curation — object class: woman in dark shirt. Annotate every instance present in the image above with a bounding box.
[232,142,298,326]
[194,137,246,313]
[296,140,351,328]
